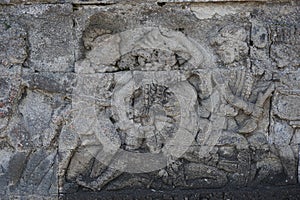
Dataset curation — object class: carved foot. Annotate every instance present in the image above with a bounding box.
[76,175,100,191]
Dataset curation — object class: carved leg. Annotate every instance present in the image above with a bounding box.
[76,167,122,191]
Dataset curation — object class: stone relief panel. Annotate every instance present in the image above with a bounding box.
[60,21,298,194]
[60,27,229,192]
[0,1,299,199]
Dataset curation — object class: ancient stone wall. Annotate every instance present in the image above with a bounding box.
[0,0,299,199]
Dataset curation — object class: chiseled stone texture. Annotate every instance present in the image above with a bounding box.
[0,0,299,199]
[1,4,75,72]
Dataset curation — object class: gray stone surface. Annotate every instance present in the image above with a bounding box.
[0,0,299,199]
[1,4,74,72]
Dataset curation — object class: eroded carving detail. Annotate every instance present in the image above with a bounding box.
[60,24,299,193]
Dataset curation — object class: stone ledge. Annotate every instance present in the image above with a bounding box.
[60,186,300,200]
[0,0,294,5]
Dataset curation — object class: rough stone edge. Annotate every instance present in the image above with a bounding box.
[0,0,295,5]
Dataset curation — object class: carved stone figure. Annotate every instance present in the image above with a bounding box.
[1,2,299,199]
[61,27,224,191]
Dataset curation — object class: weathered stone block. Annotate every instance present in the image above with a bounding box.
[0,1,299,199]
[1,4,74,72]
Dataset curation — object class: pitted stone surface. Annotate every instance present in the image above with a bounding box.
[0,1,299,199]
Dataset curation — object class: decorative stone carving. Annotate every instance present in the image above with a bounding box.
[1,2,299,199]
[61,27,234,191]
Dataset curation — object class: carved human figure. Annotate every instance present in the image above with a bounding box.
[62,27,218,191]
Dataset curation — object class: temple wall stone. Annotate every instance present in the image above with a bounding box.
[0,0,299,199]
